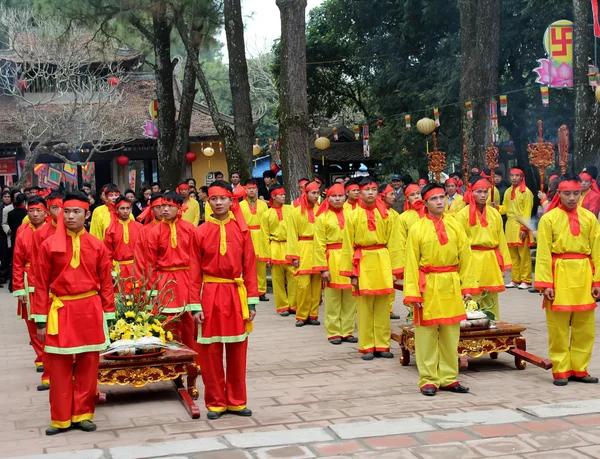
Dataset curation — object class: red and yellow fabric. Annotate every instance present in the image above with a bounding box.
[182,197,201,226]
[134,219,161,282]
[414,322,461,390]
[444,193,466,216]
[344,200,358,211]
[89,203,134,241]
[397,209,425,277]
[189,211,258,413]
[578,173,600,216]
[104,218,142,281]
[240,198,269,296]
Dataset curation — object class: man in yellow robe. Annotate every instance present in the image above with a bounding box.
[499,168,534,289]
[240,179,269,301]
[444,178,466,216]
[456,178,512,320]
[397,184,425,278]
[261,185,297,315]
[404,184,476,396]
[177,182,201,226]
[89,184,123,240]
[314,184,356,344]
[340,177,402,360]
[379,184,402,319]
[344,180,360,211]
[534,174,600,386]
[287,182,321,327]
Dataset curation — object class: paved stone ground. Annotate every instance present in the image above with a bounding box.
[1,284,600,458]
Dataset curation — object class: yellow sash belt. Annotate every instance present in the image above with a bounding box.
[203,275,252,333]
[47,290,98,335]
[117,260,134,265]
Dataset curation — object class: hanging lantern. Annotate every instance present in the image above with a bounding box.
[416,118,436,135]
[595,86,600,102]
[108,76,120,86]
[203,147,215,167]
[116,155,129,167]
[253,144,262,157]
[185,152,197,163]
[315,136,330,166]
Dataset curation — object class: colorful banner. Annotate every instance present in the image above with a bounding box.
[362,125,370,158]
[534,20,573,88]
[0,157,17,176]
[405,114,411,130]
[47,167,62,186]
[500,95,508,116]
[465,101,473,119]
[433,108,440,126]
[489,98,499,143]
[333,127,338,141]
[593,0,600,37]
[541,86,550,106]
[129,169,136,191]
[63,163,77,184]
[354,125,360,140]
[81,162,95,183]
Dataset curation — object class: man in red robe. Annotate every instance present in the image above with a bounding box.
[104,195,142,283]
[190,181,258,420]
[13,196,49,389]
[31,191,115,435]
[579,172,600,217]
[134,192,163,281]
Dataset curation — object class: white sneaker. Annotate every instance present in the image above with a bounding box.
[505,282,518,288]
[518,282,531,290]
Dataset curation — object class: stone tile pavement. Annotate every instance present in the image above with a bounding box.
[0,284,599,458]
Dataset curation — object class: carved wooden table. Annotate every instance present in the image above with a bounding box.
[391,321,552,371]
[97,346,201,418]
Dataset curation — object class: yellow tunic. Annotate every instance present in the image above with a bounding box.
[403,216,476,325]
[487,186,501,206]
[314,208,351,289]
[455,205,512,293]
[181,198,200,226]
[286,204,318,275]
[260,205,294,264]
[499,186,534,246]
[397,209,424,276]
[340,205,402,294]
[534,206,600,311]
[444,193,466,216]
[89,205,133,240]
[344,201,359,212]
[240,199,269,261]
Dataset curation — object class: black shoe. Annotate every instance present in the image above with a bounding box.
[528,288,537,294]
[390,313,400,320]
[295,320,305,327]
[440,383,469,393]
[307,318,320,325]
[279,310,290,317]
[36,366,44,373]
[329,338,342,345]
[375,351,394,359]
[37,383,49,391]
[45,426,68,436]
[259,295,268,302]
[421,387,437,396]
[568,375,599,384]
[73,420,96,432]
[553,378,568,386]
[227,408,252,416]
[362,352,374,361]
[344,336,358,343]
[207,411,224,420]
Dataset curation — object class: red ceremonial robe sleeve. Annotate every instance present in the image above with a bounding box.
[97,241,116,318]
[30,237,52,324]
[12,225,29,296]
[189,229,204,311]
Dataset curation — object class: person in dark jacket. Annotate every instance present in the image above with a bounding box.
[7,193,27,291]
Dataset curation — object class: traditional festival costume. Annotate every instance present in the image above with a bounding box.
[403,187,476,392]
[189,185,258,415]
[397,185,426,277]
[89,191,133,241]
[340,181,402,356]
[240,189,269,296]
[456,179,512,320]
[178,184,201,226]
[292,179,310,208]
[344,183,360,212]
[30,199,115,430]
[134,197,163,280]
[444,179,466,216]
[104,207,142,283]
[287,182,322,323]
[313,184,355,342]
[578,173,600,217]
[534,180,600,382]
[260,189,297,314]
[499,169,534,286]
[379,184,401,316]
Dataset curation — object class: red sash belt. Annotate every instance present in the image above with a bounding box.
[419,265,458,293]
[546,253,593,289]
[326,243,343,261]
[352,244,387,277]
[299,236,314,241]
[471,245,505,270]
[248,225,260,230]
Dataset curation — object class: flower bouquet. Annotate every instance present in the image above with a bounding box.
[460,291,496,330]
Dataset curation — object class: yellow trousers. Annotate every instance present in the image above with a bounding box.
[324,287,356,340]
[256,260,267,296]
[474,291,499,320]
[508,245,532,284]
[546,308,595,379]
[390,291,395,314]
[295,273,322,321]
[414,322,460,389]
[356,294,391,353]
[271,264,297,313]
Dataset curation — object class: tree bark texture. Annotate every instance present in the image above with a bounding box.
[573,0,600,170]
[459,0,502,169]
[277,0,312,201]
[223,0,254,183]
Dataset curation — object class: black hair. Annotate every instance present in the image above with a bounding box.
[583,166,598,179]
[23,187,32,193]
[344,175,351,180]
[245,178,258,186]
[162,191,183,206]
[344,179,360,190]
[149,192,163,204]
[494,170,503,177]
[178,180,190,187]
[314,175,324,183]
[186,177,196,185]
[378,184,389,193]
[1,189,10,197]
[124,189,135,196]
[263,170,276,179]
[402,175,414,185]
[104,183,120,195]
[27,196,47,208]
[14,194,26,207]
[298,177,310,183]
[138,185,151,199]
[46,190,65,201]
[269,184,285,194]
[81,181,92,189]
[209,180,232,190]
[10,188,21,201]
[421,183,445,200]
[151,181,161,189]
[64,190,90,204]
[359,176,377,187]
[559,173,582,184]
[450,171,462,179]
[115,195,132,208]
[214,171,224,177]
[200,186,209,194]
[230,171,240,176]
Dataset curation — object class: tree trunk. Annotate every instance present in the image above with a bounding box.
[459,0,502,169]
[277,0,312,200]
[573,0,600,170]
[223,0,254,183]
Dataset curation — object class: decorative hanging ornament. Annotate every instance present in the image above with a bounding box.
[108,76,120,86]
[405,114,411,130]
[354,125,360,140]
[489,98,499,143]
[427,133,446,184]
[253,138,261,157]
[116,155,129,167]
[540,86,550,107]
[315,136,331,166]
[558,124,569,174]
[377,119,383,129]
[185,152,197,163]
[485,129,499,187]
[416,118,436,135]
[433,108,440,127]
[333,127,338,141]
[363,126,370,158]
[465,101,473,119]
[203,146,215,168]
[500,95,508,116]
[528,120,556,192]
[149,100,158,120]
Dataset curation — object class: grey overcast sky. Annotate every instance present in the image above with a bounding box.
[219,0,323,55]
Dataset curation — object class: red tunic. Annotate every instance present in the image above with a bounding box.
[146,218,198,314]
[30,231,115,354]
[190,214,259,344]
[104,219,142,280]
[134,219,160,280]
[12,223,37,318]
[582,190,600,217]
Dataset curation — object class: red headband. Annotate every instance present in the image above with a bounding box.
[547,180,582,236]
[404,184,420,197]
[151,197,163,207]
[379,184,394,196]
[510,168,526,198]
[548,174,559,181]
[316,184,346,227]
[298,179,309,189]
[107,191,120,198]
[63,199,90,210]
[269,188,286,219]
[305,181,320,192]
[208,186,233,199]
[46,198,63,208]
[466,179,491,226]
[403,184,424,215]
[580,173,600,193]
[345,184,359,191]
[417,179,428,185]
[51,199,90,255]
[445,178,459,186]
[176,184,190,194]
[423,187,445,201]
[162,199,182,209]
[270,188,286,198]
[245,184,258,189]
[360,181,378,190]
[558,180,582,191]
[326,184,345,196]
[300,182,320,223]
[28,203,48,213]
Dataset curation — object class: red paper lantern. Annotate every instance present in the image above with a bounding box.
[185,152,197,163]
[271,163,281,174]
[116,155,129,167]
[108,76,119,86]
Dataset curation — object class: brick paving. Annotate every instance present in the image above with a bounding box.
[0,285,599,458]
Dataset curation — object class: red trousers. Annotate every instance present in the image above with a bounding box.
[198,339,248,412]
[46,352,99,428]
[22,299,49,383]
